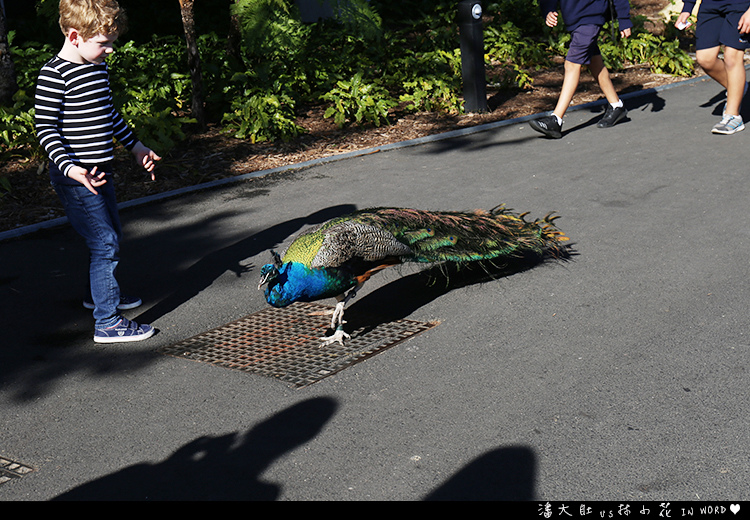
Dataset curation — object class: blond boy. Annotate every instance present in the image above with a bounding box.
[35,0,160,342]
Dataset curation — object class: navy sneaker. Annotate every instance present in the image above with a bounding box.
[94,317,155,343]
[529,115,562,139]
[83,295,142,310]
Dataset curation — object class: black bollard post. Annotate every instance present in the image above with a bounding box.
[458,0,487,113]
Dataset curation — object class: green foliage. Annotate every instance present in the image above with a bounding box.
[321,73,396,128]
[108,37,196,153]
[400,77,462,114]
[485,22,551,68]
[0,89,37,197]
[624,32,693,76]
[598,19,694,77]
[320,0,384,41]
[490,65,534,91]
[3,0,700,167]
[221,83,306,143]
[488,0,546,35]
[0,90,40,163]
[0,37,51,163]
[383,46,461,88]
[231,0,299,60]
[8,36,56,91]
[662,12,697,41]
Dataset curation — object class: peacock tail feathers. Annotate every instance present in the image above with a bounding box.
[279,206,569,269]
[260,205,570,313]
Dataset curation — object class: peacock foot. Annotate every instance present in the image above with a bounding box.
[319,325,351,347]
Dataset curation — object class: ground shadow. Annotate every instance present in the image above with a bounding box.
[562,88,666,136]
[0,203,356,402]
[423,445,537,500]
[133,204,357,326]
[51,396,338,500]
[339,249,574,336]
[50,393,536,501]
[699,83,750,119]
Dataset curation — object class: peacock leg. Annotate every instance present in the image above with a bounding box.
[319,285,361,346]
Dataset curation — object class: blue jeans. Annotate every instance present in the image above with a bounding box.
[53,180,122,328]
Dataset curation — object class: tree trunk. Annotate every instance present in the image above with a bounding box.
[178,0,206,129]
[226,1,242,64]
[0,1,19,105]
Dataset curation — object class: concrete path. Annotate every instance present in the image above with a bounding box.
[1,73,749,501]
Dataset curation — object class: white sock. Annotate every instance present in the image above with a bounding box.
[610,99,624,109]
[554,114,563,125]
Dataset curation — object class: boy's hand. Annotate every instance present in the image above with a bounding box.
[68,165,107,195]
[131,141,161,181]
[545,11,558,28]
[620,27,631,39]
[675,12,691,29]
[738,7,750,35]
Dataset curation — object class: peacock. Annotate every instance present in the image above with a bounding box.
[258,206,570,346]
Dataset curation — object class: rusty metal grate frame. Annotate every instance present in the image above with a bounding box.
[160,302,438,388]
[0,457,34,486]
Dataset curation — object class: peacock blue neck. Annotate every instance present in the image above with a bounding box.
[263,261,357,307]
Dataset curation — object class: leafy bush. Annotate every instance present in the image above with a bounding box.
[321,73,396,128]
[221,84,306,142]
[0,90,39,163]
[2,0,699,167]
[108,37,196,153]
[400,77,462,114]
[484,22,550,68]
[0,36,53,163]
[622,32,694,76]
[490,64,534,91]
[598,19,694,77]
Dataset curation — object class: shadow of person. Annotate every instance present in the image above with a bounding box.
[52,396,338,500]
[423,446,537,500]
[134,204,356,325]
[563,89,666,136]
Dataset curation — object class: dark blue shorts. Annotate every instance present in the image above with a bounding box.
[566,24,602,65]
[696,1,750,51]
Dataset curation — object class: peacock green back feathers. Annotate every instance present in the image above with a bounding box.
[280,206,569,269]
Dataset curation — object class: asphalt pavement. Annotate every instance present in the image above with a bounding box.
[1,73,750,502]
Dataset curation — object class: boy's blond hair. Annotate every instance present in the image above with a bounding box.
[58,0,128,39]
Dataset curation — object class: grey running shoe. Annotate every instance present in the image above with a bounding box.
[712,115,745,135]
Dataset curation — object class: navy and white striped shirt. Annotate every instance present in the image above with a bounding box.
[35,56,137,183]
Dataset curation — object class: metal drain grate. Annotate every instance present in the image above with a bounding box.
[0,457,34,486]
[160,302,437,387]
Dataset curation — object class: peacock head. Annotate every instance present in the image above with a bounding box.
[258,250,282,290]
[259,250,300,307]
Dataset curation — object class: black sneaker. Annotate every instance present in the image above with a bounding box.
[529,115,562,139]
[597,104,627,128]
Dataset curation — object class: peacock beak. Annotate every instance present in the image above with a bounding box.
[258,266,278,290]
